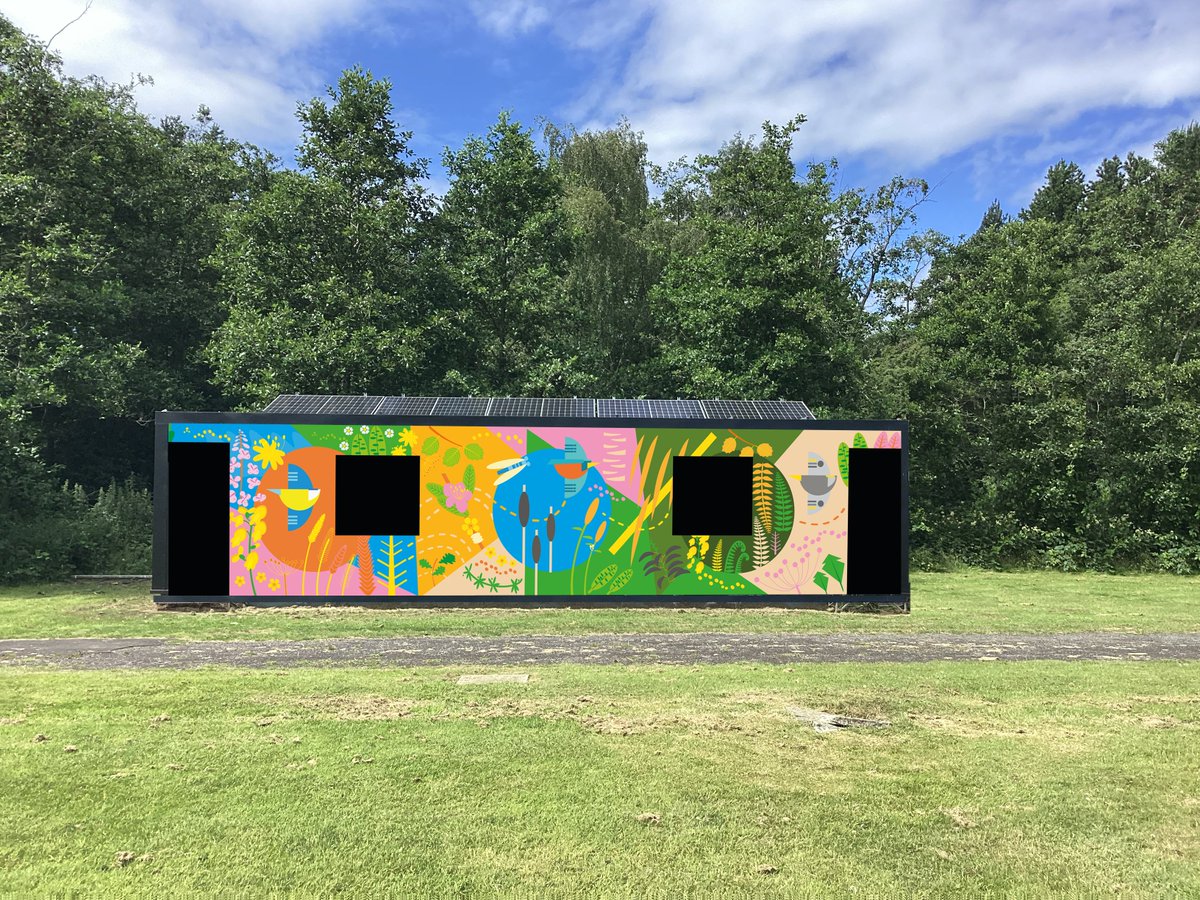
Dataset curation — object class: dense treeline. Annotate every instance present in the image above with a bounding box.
[1,16,1197,579]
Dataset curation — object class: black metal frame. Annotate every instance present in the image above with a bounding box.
[153,411,910,608]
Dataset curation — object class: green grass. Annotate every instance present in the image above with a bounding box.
[1,662,1197,897]
[1,571,1198,640]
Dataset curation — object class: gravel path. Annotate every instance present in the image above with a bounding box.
[1,632,1198,669]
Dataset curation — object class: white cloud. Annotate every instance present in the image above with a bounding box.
[551,0,1200,173]
[2,0,408,154]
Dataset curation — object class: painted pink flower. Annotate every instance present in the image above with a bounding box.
[229,490,237,504]
[247,463,260,475]
[247,477,260,489]
[237,448,251,460]
[444,482,472,513]
[254,492,266,503]
[238,491,251,507]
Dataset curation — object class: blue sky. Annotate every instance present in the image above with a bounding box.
[6,0,1200,239]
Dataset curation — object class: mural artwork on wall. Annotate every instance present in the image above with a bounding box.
[170,422,902,598]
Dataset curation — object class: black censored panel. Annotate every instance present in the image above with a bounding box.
[671,455,753,536]
[847,448,903,595]
[335,455,421,536]
[168,441,230,596]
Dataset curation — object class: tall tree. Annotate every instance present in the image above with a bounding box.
[437,112,573,395]
[646,117,862,410]
[207,68,434,405]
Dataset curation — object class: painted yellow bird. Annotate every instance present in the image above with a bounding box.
[268,487,321,511]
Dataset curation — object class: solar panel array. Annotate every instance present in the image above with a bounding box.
[261,395,815,420]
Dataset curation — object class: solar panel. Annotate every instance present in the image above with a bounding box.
[597,398,652,417]
[371,396,438,416]
[749,399,814,420]
[316,395,383,415]
[645,399,704,418]
[488,397,544,417]
[699,400,763,419]
[261,394,817,421]
[542,398,595,418]
[262,394,326,414]
[431,397,489,416]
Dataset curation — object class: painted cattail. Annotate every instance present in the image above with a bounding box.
[593,519,607,544]
[547,506,556,570]
[584,496,600,527]
[519,487,530,527]
[531,530,541,565]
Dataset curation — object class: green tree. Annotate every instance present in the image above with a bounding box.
[645,117,863,409]
[207,68,435,405]
[437,112,573,395]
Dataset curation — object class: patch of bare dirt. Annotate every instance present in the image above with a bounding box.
[290,695,417,721]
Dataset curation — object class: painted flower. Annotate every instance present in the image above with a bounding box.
[443,482,472,513]
[255,571,266,582]
[235,576,245,586]
[246,477,260,489]
[229,490,237,504]
[390,446,406,456]
[397,428,416,449]
[344,426,353,435]
[739,446,754,457]
[360,425,370,434]
[249,506,267,524]
[460,516,480,534]
[722,437,737,454]
[238,491,251,507]
[485,546,496,558]
[339,441,350,451]
[385,429,395,438]
[247,463,260,476]
[269,578,280,591]
[254,492,266,504]
[237,447,251,461]
[497,556,509,567]
[757,443,773,457]
[245,551,259,570]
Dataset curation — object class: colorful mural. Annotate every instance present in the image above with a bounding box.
[169,421,903,598]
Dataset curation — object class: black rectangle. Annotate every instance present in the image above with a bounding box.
[335,455,421,536]
[168,441,230,596]
[847,448,902,595]
[672,456,753,536]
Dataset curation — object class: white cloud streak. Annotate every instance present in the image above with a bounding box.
[2,0,408,154]
[537,0,1200,173]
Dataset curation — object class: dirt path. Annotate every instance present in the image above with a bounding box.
[1,632,1198,669]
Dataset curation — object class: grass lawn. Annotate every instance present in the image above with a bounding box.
[1,661,1197,897]
[1,571,1197,640]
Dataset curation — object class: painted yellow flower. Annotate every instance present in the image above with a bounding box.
[235,576,245,586]
[231,528,247,546]
[397,427,417,449]
[252,438,285,471]
[391,446,407,456]
[249,506,267,524]
[722,437,737,454]
[251,522,267,542]
[757,442,773,457]
[269,578,280,591]
[485,546,496,558]
[497,556,509,567]
[255,571,266,582]
[739,446,754,457]
[245,551,259,570]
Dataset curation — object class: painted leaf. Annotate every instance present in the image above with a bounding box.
[590,563,617,592]
[605,569,633,593]
[821,554,845,586]
[439,552,456,565]
[463,464,476,492]
[465,443,484,460]
[752,516,769,568]
[443,447,461,467]
[773,471,794,531]
[422,436,440,455]
[853,432,867,450]
[419,559,433,569]
[837,442,851,486]
[432,566,446,577]
[427,482,445,498]
[752,462,773,532]
[813,571,830,592]
[724,540,749,573]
